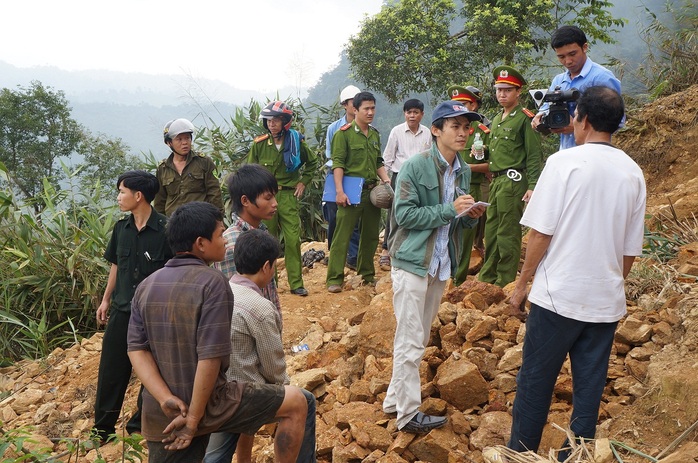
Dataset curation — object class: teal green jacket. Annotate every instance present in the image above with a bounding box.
[388,144,478,278]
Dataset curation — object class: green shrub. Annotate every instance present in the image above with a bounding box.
[639,1,698,97]
[190,98,339,243]
[0,163,116,362]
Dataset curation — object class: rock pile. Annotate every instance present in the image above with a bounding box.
[0,266,695,462]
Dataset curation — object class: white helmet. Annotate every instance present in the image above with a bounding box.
[339,85,361,104]
[163,118,195,144]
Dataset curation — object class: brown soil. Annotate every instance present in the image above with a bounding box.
[1,85,698,462]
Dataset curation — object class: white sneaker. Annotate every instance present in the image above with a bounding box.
[482,447,508,463]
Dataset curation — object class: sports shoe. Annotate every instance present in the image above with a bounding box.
[327,285,342,293]
[346,260,357,271]
[399,411,447,433]
[482,447,508,463]
[290,287,308,296]
[379,254,391,271]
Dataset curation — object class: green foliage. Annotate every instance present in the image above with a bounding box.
[0,424,146,462]
[639,1,698,98]
[347,0,465,102]
[0,162,115,362]
[0,81,82,210]
[75,133,146,206]
[0,423,53,462]
[192,98,336,242]
[347,0,625,102]
[643,208,698,263]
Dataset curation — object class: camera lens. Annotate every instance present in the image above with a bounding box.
[550,111,568,127]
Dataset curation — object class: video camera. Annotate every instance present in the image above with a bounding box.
[534,86,580,135]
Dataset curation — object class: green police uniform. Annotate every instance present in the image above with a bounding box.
[154,152,223,216]
[247,132,319,292]
[478,103,542,287]
[327,120,383,287]
[454,120,491,285]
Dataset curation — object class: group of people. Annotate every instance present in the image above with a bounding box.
[92,24,646,463]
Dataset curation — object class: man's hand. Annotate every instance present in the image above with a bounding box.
[531,112,544,131]
[96,301,109,326]
[336,191,350,207]
[162,415,198,450]
[522,189,534,203]
[294,183,305,198]
[465,203,487,219]
[454,194,475,216]
[160,396,188,420]
[550,121,574,135]
[508,286,528,321]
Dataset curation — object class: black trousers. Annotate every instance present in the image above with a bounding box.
[93,309,142,439]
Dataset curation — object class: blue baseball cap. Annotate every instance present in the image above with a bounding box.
[432,101,482,125]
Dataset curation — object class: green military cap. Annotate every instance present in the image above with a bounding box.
[492,65,527,88]
[447,84,479,104]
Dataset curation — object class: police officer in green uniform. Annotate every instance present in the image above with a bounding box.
[247,101,319,296]
[154,118,223,216]
[449,85,492,285]
[478,66,542,287]
[326,91,391,293]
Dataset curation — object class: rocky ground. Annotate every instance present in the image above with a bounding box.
[1,86,698,462]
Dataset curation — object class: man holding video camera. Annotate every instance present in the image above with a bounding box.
[531,25,621,150]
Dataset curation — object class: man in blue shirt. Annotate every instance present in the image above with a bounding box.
[531,25,621,150]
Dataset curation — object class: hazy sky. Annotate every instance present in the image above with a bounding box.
[1,0,384,91]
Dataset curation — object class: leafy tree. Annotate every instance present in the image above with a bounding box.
[75,133,145,206]
[346,0,625,102]
[0,81,82,210]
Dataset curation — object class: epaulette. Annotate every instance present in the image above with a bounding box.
[158,158,167,166]
[522,108,536,118]
[478,123,491,134]
[254,133,270,143]
[339,123,352,131]
[369,124,380,133]
[196,152,206,158]
[117,213,130,222]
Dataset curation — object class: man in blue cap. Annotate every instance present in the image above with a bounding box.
[382,101,487,433]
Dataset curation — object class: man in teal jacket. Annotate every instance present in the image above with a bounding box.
[383,101,487,433]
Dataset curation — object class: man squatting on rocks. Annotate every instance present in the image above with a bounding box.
[204,228,316,463]
[127,201,308,463]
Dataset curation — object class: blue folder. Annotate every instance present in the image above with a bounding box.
[322,173,364,204]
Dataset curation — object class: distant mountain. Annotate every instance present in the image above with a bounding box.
[0,61,307,155]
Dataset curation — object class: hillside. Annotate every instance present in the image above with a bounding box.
[1,86,697,462]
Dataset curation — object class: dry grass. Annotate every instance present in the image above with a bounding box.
[483,424,659,463]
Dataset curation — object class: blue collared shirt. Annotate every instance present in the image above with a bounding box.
[427,151,461,281]
[540,57,622,150]
[324,114,348,168]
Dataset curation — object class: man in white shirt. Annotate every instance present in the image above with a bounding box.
[500,86,646,463]
[380,99,432,269]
